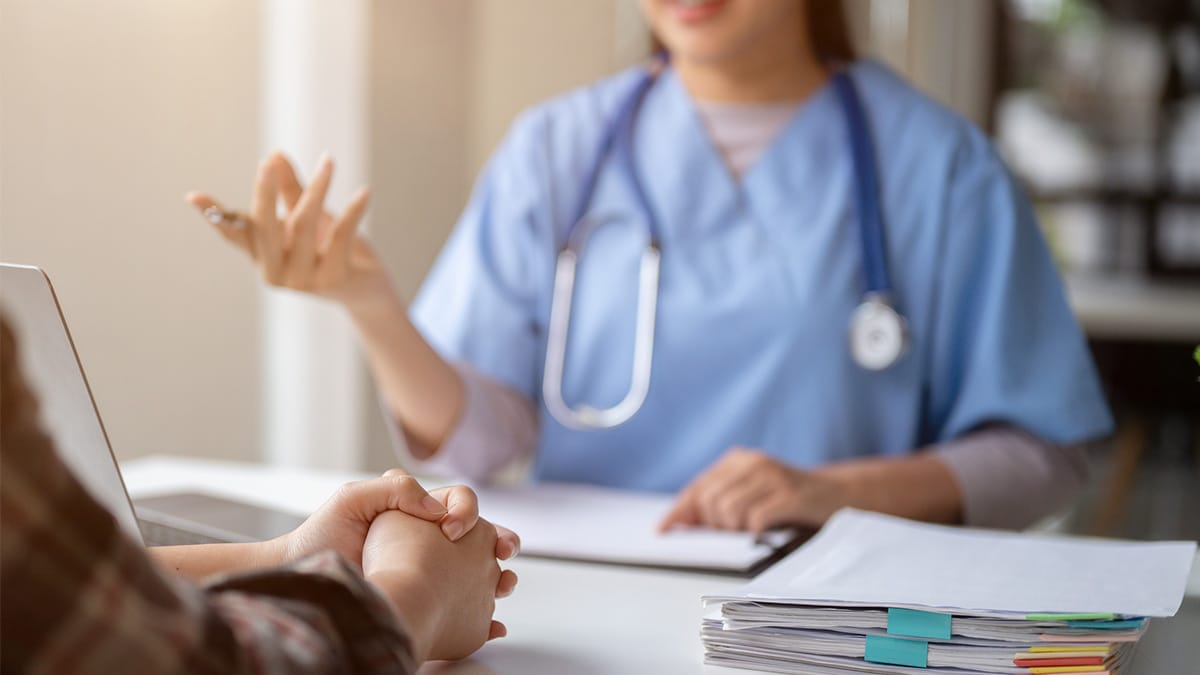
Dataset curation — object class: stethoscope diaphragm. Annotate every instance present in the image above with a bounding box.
[849,294,908,371]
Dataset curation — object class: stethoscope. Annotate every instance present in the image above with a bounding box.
[542,59,908,431]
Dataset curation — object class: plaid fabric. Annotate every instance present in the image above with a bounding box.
[0,317,416,674]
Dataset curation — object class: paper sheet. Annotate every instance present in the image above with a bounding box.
[706,508,1196,617]
[472,482,791,572]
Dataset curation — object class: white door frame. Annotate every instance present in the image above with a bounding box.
[258,0,368,469]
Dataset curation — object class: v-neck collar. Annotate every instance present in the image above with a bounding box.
[631,64,847,240]
[631,67,740,241]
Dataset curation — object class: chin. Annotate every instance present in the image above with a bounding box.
[641,0,803,65]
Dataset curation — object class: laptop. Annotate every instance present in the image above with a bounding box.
[0,263,304,546]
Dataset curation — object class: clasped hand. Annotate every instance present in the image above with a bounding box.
[277,468,519,662]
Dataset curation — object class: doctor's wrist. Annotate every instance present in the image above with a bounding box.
[817,454,962,524]
[339,270,405,320]
[815,465,870,513]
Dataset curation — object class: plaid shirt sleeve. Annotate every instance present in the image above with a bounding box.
[0,317,418,674]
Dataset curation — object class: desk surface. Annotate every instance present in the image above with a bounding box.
[122,456,1200,675]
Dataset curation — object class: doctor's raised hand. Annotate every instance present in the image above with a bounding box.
[187,152,471,456]
[186,152,387,308]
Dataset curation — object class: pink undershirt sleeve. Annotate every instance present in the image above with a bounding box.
[933,426,1089,529]
[395,363,538,482]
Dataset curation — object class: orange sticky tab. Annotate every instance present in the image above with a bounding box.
[1015,651,1110,660]
[1016,657,1106,667]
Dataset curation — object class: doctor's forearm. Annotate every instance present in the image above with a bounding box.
[824,453,963,525]
[344,285,464,457]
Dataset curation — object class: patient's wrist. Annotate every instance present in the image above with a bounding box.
[366,568,441,663]
[256,535,291,568]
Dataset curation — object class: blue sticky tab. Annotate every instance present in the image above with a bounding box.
[1065,618,1146,630]
[865,635,928,668]
[887,608,952,640]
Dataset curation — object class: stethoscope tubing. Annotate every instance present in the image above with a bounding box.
[543,61,906,430]
[831,73,892,297]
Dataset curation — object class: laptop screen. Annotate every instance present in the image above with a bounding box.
[0,264,143,542]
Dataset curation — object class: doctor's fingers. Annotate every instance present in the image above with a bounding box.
[318,187,370,281]
[249,160,287,283]
[428,485,480,542]
[185,192,255,258]
[271,151,342,245]
[691,451,775,528]
[707,472,778,531]
[657,484,704,532]
[746,494,805,537]
[268,151,305,210]
[282,156,333,287]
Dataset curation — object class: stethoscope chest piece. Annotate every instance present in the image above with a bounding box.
[849,293,908,371]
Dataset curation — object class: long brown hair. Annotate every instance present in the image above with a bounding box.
[807,0,855,63]
[650,1,856,64]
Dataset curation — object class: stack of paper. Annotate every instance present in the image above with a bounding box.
[702,509,1197,674]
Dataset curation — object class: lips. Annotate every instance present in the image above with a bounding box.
[667,0,728,24]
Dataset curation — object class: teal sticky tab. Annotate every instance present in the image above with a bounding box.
[887,608,952,640]
[1065,618,1145,630]
[865,635,928,668]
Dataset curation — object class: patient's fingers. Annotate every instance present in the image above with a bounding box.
[332,474,447,524]
[496,569,518,598]
[494,524,520,561]
[429,485,480,542]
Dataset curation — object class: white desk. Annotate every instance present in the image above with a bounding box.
[122,456,1200,675]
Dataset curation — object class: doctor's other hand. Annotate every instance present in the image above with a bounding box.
[363,511,518,663]
[658,448,852,535]
[186,152,393,311]
[277,470,520,571]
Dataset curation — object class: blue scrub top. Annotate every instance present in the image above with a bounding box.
[411,59,1113,493]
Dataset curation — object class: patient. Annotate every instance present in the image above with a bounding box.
[0,317,518,674]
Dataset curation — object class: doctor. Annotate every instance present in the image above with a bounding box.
[189,0,1111,534]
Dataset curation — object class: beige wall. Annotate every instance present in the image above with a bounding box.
[1,0,264,462]
[467,0,635,171]
[362,0,640,470]
[363,0,476,469]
